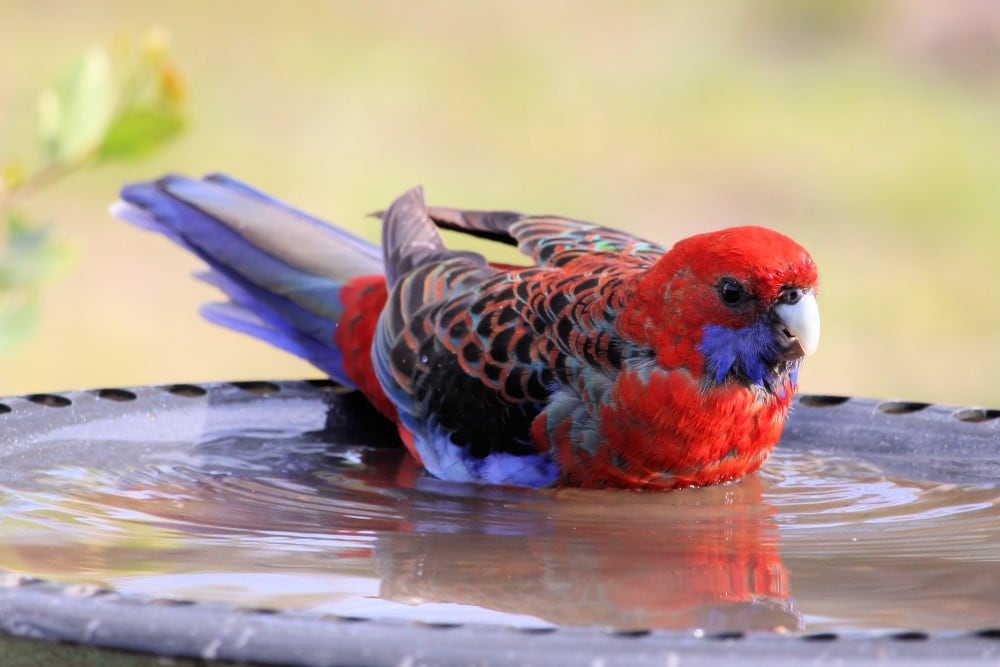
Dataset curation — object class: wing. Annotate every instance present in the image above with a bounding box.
[373,189,524,452]
[372,190,654,486]
[425,206,666,267]
[377,261,640,456]
[373,194,560,485]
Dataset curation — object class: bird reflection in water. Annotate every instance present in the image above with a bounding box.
[353,448,800,633]
[0,430,800,634]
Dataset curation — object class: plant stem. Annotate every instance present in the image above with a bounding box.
[0,153,94,211]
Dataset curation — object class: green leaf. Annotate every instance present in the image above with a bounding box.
[98,106,184,161]
[0,214,73,350]
[0,213,74,290]
[39,47,116,164]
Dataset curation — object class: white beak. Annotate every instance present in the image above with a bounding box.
[774,291,820,357]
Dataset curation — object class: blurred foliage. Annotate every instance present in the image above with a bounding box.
[0,214,74,351]
[1,2,999,404]
[0,26,186,351]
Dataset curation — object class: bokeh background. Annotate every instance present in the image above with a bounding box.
[2,1,1000,406]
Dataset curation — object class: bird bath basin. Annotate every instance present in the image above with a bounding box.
[0,380,997,666]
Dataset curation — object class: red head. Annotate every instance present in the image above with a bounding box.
[623,226,819,391]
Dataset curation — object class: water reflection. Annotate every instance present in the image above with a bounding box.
[368,458,798,632]
[0,409,997,634]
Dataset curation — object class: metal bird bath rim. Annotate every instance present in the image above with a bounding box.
[0,379,997,667]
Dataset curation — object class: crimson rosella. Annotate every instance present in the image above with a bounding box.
[113,174,819,490]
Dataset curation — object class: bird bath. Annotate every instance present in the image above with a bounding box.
[0,380,997,666]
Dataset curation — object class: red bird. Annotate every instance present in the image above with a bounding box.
[114,175,819,490]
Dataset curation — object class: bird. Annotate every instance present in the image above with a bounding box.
[112,174,819,490]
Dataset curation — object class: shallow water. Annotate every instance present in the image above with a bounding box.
[0,386,997,635]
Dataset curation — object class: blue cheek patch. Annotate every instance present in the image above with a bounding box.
[699,319,781,387]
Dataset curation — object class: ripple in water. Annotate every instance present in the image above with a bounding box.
[0,417,997,635]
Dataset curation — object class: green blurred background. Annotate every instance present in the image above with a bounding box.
[2,0,1000,406]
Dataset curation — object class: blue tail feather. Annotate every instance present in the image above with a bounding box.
[196,269,347,383]
[120,180,344,321]
[113,174,382,385]
[200,173,382,265]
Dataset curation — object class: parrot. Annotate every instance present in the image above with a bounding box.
[112,174,819,491]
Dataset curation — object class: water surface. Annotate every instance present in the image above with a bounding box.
[0,385,996,635]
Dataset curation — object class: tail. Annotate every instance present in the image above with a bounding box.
[112,173,385,389]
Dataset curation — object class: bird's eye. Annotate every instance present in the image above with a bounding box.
[717,278,749,308]
[781,287,804,305]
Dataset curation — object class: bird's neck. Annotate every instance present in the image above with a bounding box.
[615,266,706,374]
